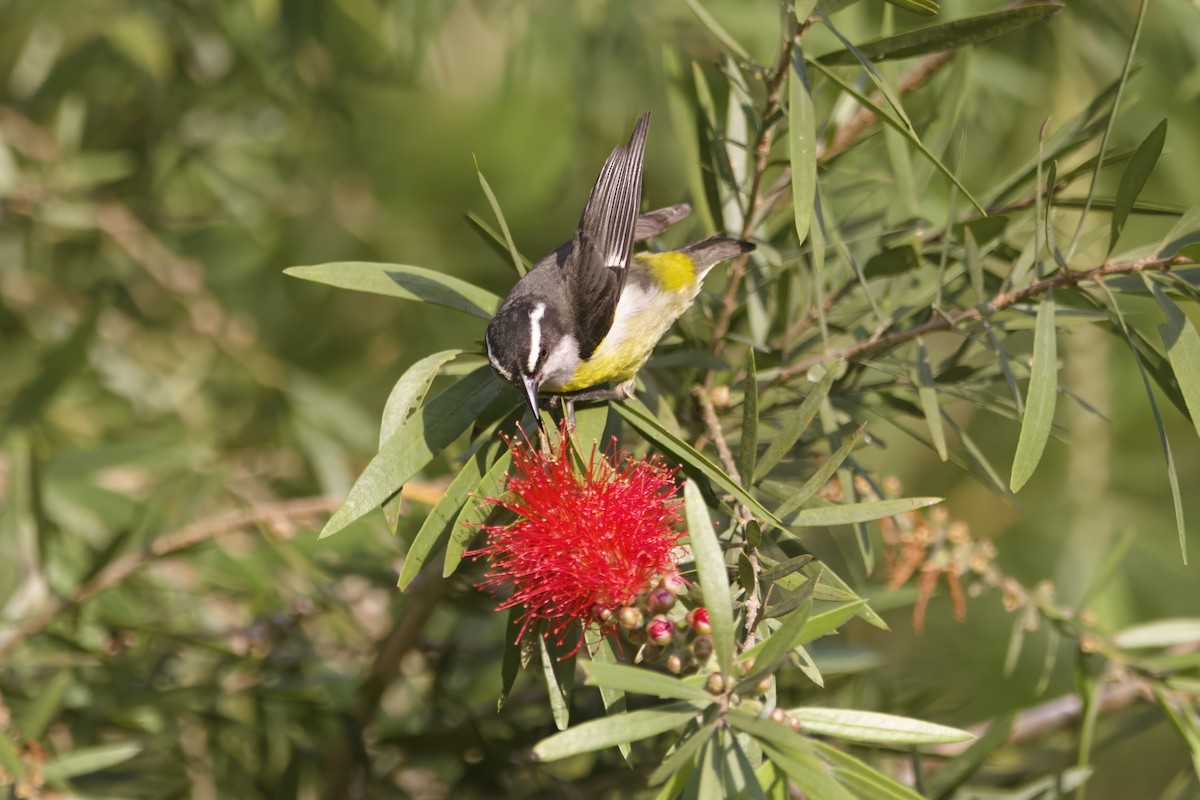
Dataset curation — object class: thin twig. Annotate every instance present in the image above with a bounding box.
[776,254,1193,382]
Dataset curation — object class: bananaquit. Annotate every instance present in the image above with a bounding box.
[484,111,754,430]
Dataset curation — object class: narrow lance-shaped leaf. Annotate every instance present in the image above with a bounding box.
[381,350,463,531]
[474,156,527,277]
[540,636,575,731]
[1097,282,1187,563]
[398,434,505,590]
[737,584,815,689]
[788,497,942,528]
[685,479,736,676]
[533,702,702,761]
[1148,278,1200,441]
[1109,119,1167,254]
[809,740,927,800]
[1065,0,1149,261]
[583,661,713,703]
[320,367,504,539]
[818,4,1062,65]
[738,350,759,487]
[789,51,817,248]
[615,399,786,530]
[682,0,751,61]
[792,709,972,745]
[284,262,501,319]
[590,638,632,761]
[444,448,513,576]
[753,366,837,483]
[806,58,987,215]
[1010,293,1057,492]
[1158,202,1200,258]
[916,340,948,461]
[773,424,866,520]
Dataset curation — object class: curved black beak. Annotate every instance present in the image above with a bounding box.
[521,374,546,435]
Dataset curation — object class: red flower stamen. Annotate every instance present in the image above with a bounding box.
[469,421,685,653]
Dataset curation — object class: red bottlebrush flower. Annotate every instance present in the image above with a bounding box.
[469,421,685,652]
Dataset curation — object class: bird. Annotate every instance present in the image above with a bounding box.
[484,111,754,432]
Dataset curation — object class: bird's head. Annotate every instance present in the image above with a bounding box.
[485,298,571,433]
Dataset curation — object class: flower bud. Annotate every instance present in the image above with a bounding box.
[787,716,802,733]
[706,672,727,695]
[646,615,674,646]
[739,657,755,676]
[692,635,713,661]
[618,606,643,630]
[648,588,676,613]
[769,708,787,724]
[593,605,614,624]
[686,607,712,636]
[753,675,773,696]
[666,654,684,674]
[660,573,689,596]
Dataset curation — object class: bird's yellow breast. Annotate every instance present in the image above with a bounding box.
[545,252,701,393]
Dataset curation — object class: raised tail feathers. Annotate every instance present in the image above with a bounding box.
[679,235,755,276]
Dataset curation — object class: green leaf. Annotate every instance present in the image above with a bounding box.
[753,367,837,483]
[1149,280,1200,441]
[806,58,986,215]
[792,708,972,745]
[1064,0,1149,261]
[789,52,817,248]
[498,605,524,712]
[729,711,855,800]
[795,600,868,644]
[916,341,948,461]
[398,435,504,590]
[583,661,713,703]
[883,0,939,15]
[739,351,760,488]
[1109,119,1167,254]
[759,554,815,584]
[381,349,463,531]
[42,742,143,781]
[320,367,504,539]
[540,636,575,731]
[473,157,526,277]
[614,400,785,530]
[787,497,942,528]
[1113,618,1200,649]
[681,0,750,61]
[590,639,632,760]
[444,447,513,576]
[1010,293,1057,492]
[649,723,717,786]
[685,479,736,677]
[0,723,22,780]
[1158,202,1200,258]
[532,702,702,761]
[774,424,867,521]
[818,5,1061,65]
[864,244,921,278]
[809,740,926,800]
[284,262,500,319]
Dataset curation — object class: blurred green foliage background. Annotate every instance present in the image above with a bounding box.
[1,0,1198,797]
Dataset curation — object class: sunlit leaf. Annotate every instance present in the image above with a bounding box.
[583,661,713,703]
[789,52,817,248]
[540,636,575,731]
[532,702,702,761]
[685,479,736,676]
[792,708,972,745]
[474,157,527,277]
[1010,293,1057,492]
[753,367,837,483]
[787,497,942,528]
[1113,618,1200,649]
[320,367,504,539]
[1109,119,1167,254]
[809,740,925,799]
[284,262,500,319]
[42,742,143,781]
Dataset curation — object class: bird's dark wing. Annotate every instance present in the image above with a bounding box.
[564,112,650,359]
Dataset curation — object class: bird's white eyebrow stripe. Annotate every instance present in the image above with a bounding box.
[527,303,546,373]
[486,332,512,382]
